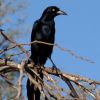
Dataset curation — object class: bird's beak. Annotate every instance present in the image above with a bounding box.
[57,10,67,15]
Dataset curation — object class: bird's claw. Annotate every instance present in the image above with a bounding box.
[52,65,57,69]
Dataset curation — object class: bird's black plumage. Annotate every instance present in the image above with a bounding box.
[30,6,66,66]
[27,6,66,100]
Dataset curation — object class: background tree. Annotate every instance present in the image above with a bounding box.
[0,0,29,99]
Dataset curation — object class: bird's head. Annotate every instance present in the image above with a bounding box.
[40,6,67,21]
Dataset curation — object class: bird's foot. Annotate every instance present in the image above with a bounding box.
[52,65,61,74]
[52,65,57,69]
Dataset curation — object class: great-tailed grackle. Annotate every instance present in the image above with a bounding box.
[31,6,67,66]
[27,6,67,100]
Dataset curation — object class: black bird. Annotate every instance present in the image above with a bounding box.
[27,6,67,100]
[31,6,67,67]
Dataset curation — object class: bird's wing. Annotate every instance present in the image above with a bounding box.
[31,20,39,42]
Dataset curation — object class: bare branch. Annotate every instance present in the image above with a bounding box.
[0,30,99,99]
[0,30,95,63]
[0,30,30,59]
[15,61,26,99]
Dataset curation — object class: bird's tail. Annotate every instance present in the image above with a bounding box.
[27,78,41,100]
[26,60,43,100]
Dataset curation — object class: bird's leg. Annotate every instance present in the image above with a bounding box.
[49,57,61,74]
[49,57,57,69]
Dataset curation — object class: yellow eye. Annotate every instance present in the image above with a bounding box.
[52,9,55,12]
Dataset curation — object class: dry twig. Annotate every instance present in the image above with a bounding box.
[0,30,100,99]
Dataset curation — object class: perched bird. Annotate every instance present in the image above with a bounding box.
[31,6,67,67]
[27,6,67,100]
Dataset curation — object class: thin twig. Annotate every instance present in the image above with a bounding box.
[15,61,26,99]
[0,31,30,60]
[0,30,95,63]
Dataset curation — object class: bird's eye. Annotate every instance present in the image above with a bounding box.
[52,9,55,12]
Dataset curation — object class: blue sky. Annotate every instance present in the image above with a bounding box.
[1,0,100,80]
[23,0,100,81]
[1,0,100,99]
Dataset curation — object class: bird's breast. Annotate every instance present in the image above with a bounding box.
[42,25,51,37]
